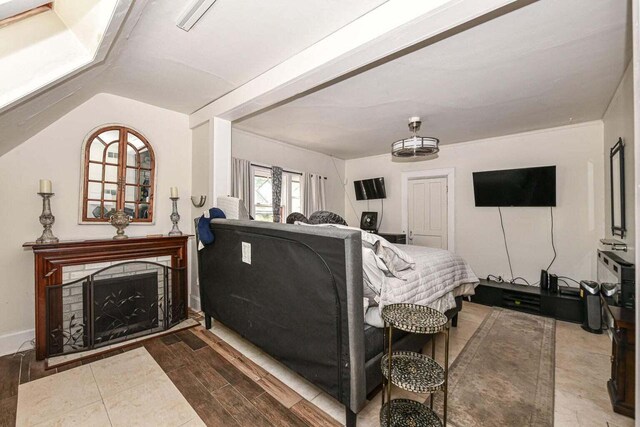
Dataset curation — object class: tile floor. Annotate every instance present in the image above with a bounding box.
[8,302,636,426]
[207,302,635,427]
[16,348,203,426]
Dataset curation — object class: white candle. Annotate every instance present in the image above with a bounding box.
[170,187,178,198]
[39,179,52,193]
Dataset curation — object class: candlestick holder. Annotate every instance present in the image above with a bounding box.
[169,197,182,236]
[36,192,59,244]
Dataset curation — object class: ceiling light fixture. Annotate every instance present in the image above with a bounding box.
[391,117,439,158]
[176,0,217,32]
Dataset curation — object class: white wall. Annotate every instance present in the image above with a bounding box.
[189,122,210,309]
[603,63,635,263]
[345,122,605,284]
[0,93,191,355]
[232,129,346,217]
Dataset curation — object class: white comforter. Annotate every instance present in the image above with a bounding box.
[379,244,478,309]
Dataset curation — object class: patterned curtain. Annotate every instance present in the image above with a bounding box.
[272,166,283,222]
[231,158,252,214]
[303,172,326,215]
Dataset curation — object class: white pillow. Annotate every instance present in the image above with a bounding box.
[295,222,415,278]
[362,246,389,298]
[373,239,415,277]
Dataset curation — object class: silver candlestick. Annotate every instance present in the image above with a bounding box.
[169,197,182,236]
[36,192,59,244]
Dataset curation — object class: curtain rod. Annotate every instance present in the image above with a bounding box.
[251,163,327,179]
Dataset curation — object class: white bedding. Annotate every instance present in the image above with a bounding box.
[293,222,478,326]
[365,244,479,327]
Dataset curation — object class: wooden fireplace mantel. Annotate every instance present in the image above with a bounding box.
[24,235,191,360]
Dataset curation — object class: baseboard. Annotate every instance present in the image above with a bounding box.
[0,328,34,357]
[190,294,201,312]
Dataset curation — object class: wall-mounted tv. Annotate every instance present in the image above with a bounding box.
[473,166,556,207]
[354,177,386,200]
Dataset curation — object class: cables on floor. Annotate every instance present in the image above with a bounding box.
[558,276,581,288]
[498,207,515,281]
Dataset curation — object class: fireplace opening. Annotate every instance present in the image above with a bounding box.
[88,271,159,345]
[46,261,186,357]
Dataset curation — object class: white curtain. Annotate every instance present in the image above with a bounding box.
[303,172,326,215]
[231,158,252,213]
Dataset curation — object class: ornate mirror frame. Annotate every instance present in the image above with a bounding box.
[610,137,625,238]
[79,125,156,224]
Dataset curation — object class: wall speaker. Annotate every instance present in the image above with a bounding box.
[540,270,549,291]
[360,212,378,232]
[549,274,558,293]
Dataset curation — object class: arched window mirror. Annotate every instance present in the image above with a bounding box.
[82,126,155,223]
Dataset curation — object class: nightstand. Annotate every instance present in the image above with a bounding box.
[376,232,407,244]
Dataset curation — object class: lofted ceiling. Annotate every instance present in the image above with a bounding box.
[0,0,387,156]
[235,0,632,159]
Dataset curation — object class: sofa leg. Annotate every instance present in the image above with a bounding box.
[451,313,458,328]
[346,407,357,427]
[205,314,212,330]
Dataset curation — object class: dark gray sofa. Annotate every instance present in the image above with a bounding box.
[196,219,461,426]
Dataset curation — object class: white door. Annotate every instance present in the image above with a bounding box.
[408,177,448,249]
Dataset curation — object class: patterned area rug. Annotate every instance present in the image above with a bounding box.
[434,308,555,426]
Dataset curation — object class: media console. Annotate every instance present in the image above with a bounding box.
[472,278,582,323]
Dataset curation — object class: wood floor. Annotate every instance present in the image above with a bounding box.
[0,325,339,427]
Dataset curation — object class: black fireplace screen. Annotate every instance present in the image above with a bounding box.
[46,261,186,357]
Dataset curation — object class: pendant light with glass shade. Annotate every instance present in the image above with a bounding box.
[391,117,439,157]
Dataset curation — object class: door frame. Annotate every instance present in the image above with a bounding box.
[401,168,455,251]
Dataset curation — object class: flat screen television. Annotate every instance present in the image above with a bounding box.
[472,166,556,207]
[354,177,386,200]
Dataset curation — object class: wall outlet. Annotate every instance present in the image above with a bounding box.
[241,242,251,264]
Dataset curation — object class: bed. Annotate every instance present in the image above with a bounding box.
[196,219,477,426]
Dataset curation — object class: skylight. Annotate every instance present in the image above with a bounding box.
[0,0,127,113]
[0,1,52,27]
[0,0,51,21]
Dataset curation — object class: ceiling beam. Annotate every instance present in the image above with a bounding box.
[189,0,537,128]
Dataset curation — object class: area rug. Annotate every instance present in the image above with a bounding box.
[433,308,555,426]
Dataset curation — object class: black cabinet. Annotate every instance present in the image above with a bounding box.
[473,279,582,323]
[376,233,407,244]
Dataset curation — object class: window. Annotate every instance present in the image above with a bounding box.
[82,126,155,223]
[251,165,302,222]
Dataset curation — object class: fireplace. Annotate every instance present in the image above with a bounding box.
[89,271,159,345]
[45,260,185,357]
[25,235,190,360]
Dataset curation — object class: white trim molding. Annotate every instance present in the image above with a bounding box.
[190,294,201,312]
[401,168,455,251]
[0,328,34,357]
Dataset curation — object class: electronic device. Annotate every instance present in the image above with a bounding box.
[559,286,580,297]
[472,166,556,207]
[354,177,386,200]
[601,282,618,297]
[548,274,558,293]
[360,212,378,232]
[540,269,549,291]
[580,280,602,334]
[597,250,635,308]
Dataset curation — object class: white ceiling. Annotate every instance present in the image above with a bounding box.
[0,0,387,156]
[236,0,632,159]
[98,0,389,114]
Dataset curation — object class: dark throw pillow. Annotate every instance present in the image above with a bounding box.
[286,212,309,224]
[308,210,348,226]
